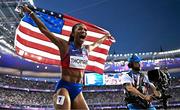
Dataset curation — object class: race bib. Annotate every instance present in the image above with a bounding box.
[56,95,65,105]
[70,56,88,69]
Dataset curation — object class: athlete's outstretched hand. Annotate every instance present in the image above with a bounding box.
[105,33,115,42]
[23,5,32,14]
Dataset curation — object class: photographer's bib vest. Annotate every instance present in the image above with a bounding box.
[128,71,148,92]
[123,71,150,103]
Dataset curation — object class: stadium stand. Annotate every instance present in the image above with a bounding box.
[0,73,180,109]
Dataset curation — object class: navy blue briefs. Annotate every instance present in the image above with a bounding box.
[55,79,83,101]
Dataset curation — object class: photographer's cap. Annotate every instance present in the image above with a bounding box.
[128,54,141,63]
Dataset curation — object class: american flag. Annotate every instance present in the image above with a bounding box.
[14,7,114,74]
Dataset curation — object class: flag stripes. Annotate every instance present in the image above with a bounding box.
[15,11,113,73]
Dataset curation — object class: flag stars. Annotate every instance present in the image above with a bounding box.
[59,21,63,25]
[51,20,54,23]
[34,7,37,10]
[55,18,60,22]
[42,9,45,13]
[50,12,54,15]
[49,25,52,28]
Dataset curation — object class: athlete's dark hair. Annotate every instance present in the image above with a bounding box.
[69,23,84,42]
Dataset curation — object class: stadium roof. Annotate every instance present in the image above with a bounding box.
[0,0,29,50]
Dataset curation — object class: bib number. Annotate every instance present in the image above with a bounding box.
[56,95,65,105]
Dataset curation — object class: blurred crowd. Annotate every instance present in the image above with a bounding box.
[84,91,126,105]
[0,74,179,108]
[0,88,53,106]
[0,75,55,90]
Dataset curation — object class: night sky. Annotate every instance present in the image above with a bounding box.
[33,0,180,54]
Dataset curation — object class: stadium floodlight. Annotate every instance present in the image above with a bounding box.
[153,52,157,55]
[146,52,149,55]
[159,49,180,55]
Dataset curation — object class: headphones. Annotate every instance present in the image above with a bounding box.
[128,62,133,68]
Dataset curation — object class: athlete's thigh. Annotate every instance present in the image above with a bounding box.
[72,92,89,110]
[53,88,71,110]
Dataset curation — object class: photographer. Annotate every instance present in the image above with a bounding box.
[121,55,161,110]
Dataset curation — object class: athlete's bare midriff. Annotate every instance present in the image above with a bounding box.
[61,68,84,83]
